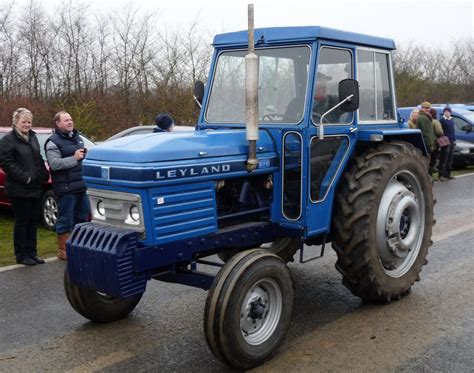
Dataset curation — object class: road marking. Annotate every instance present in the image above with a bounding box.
[432,221,474,243]
[0,256,58,273]
[452,172,474,179]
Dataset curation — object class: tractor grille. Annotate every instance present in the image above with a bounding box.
[149,182,217,245]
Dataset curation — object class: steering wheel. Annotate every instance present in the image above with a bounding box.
[262,113,299,122]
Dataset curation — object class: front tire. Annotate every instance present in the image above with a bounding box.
[218,237,300,263]
[64,270,143,323]
[204,249,294,369]
[332,142,434,302]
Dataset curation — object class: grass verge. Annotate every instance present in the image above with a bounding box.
[0,209,57,267]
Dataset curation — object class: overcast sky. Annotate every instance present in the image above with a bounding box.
[18,0,474,48]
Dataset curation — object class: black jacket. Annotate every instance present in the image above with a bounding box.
[0,129,49,199]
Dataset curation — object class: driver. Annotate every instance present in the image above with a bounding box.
[312,72,339,123]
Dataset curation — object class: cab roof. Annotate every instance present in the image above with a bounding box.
[213,26,396,50]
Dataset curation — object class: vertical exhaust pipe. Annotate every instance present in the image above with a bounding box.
[245,4,259,172]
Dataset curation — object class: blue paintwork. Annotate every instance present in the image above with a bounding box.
[67,223,147,298]
[213,26,396,50]
[88,129,275,163]
[68,26,427,294]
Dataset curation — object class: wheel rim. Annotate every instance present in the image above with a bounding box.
[376,170,425,277]
[240,278,282,345]
[43,195,58,228]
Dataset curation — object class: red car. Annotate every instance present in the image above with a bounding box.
[0,127,95,230]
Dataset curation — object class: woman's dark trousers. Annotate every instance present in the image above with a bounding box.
[10,197,41,261]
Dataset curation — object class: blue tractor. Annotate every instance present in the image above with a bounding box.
[65,9,434,369]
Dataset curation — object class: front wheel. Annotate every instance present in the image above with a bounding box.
[332,142,434,302]
[218,237,300,263]
[64,270,143,323]
[204,249,294,369]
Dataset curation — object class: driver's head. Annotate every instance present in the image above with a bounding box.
[314,72,332,101]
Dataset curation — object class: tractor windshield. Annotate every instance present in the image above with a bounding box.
[206,46,311,124]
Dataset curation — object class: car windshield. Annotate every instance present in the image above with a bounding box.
[462,112,474,123]
[206,46,311,124]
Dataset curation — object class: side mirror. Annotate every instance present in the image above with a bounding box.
[461,125,472,133]
[338,79,359,112]
[194,81,205,107]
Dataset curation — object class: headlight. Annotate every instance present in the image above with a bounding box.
[125,204,141,225]
[90,198,106,220]
[130,205,140,221]
[97,200,106,216]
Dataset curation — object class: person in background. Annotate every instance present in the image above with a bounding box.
[0,108,48,266]
[429,108,444,177]
[407,109,419,129]
[45,111,89,260]
[438,107,456,181]
[154,113,175,132]
[416,102,436,170]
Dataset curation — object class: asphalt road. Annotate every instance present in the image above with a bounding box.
[0,174,473,372]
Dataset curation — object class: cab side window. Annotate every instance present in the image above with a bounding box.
[312,47,353,124]
[357,50,395,122]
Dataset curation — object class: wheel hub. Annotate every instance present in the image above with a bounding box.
[240,279,282,345]
[376,175,424,277]
[249,297,266,319]
[385,189,419,258]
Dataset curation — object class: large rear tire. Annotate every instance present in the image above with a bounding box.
[204,249,294,369]
[64,270,143,323]
[332,142,434,302]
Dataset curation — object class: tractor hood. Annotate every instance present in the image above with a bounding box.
[88,129,275,163]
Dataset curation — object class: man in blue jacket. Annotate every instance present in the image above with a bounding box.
[45,111,89,260]
[438,107,456,181]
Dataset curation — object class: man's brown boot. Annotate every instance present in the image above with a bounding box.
[57,233,69,260]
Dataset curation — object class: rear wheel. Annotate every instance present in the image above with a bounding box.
[64,270,143,323]
[204,249,294,369]
[332,142,434,302]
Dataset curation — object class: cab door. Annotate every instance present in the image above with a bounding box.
[305,45,356,236]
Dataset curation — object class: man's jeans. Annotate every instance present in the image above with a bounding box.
[56,192,90,234]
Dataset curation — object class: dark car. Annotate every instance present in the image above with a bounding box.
[452,140,474,169]
[106,125,194,141]
[0,127,95,230]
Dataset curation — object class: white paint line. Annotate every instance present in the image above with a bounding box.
[432,221,474,243]
[452,172,474,179]
[0,256,58,273]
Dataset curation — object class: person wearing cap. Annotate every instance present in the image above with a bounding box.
[154,113,175,133]
[438,107,456,181]
[312,72,340,123]
[416,102,436,162]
